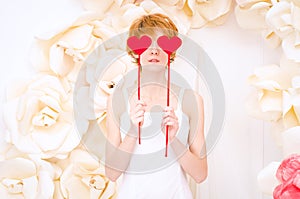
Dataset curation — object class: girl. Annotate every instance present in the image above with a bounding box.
[105,13,207,199]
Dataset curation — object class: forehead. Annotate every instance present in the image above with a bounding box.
[143,31,164,40]
[132,27,175,37]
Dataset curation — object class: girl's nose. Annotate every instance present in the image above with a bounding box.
[150,48,159,55]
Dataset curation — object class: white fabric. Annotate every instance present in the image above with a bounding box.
[116,87,193,199]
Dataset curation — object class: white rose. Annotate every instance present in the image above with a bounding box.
[30,12,118,83]
[0,156,59,199]
[235,0,282,48]
[236,0,300,61]
[59,149,116,199]
[282,76,300,128]
[75,48,132,157]
[143,0,191,34]
[257,124,300,196]
[82,0,191,34]
[246,58,300,148]
[282,126,300,157]
[3,74,88,159]
[80,0,114,13]
[257,162,281,196]
[246,57,300,123]
[114,0,231,30]
[235,0,273,29]
[266,1,300,62]
[177,0,232,28]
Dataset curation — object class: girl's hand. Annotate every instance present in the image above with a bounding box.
[129,99,147,128]
[161,106,179,142]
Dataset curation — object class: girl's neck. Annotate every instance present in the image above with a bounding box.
[140,68,167,86]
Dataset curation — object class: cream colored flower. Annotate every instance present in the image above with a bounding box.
[141,0,191,34]
[258,125,300,196]
[247,58,300,150]
[282,76,300,128]
[235,0,282,48]
[109,2,147,32]
[246,58,300,122]
[282,126,300,157]
[81,0,191,34]
[74,48,132,158]
[178,0,233,28]
[257,162,281,195]
[81,0,114,13]
[75,48,130,123]
[30,12,118,83]
[3,74,88,159]
[266,1,300,62]
[236,0,300,61]
[247,65,286,122]
[235,0,273,29]
[0,156,59,199]
[59,149,116,199]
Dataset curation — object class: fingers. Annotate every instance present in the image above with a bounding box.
[162,117,177,126]
[162,106,177,120]
[162,106,178,126]
[130,100,147,127]
[161,106,179,142]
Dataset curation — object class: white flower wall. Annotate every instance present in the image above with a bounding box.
[235,0,300,198]
[1,0,299,198]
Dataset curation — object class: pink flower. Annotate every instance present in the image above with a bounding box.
[274,154,300,199]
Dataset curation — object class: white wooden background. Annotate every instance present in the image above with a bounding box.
[0,1,284,198]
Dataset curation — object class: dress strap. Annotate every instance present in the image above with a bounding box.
[122,87,130,113]
[177,87,185,109]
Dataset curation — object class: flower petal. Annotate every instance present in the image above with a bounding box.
[282,33,300,62]
[266,1,293,38]
[261,29,282,48]
[196,0,232,22]
[257,162,281,195]
[60,25,93,50]
[282,126,300,157]
[0,158,36,179]
[245,90,282,121]
[22,176,38,199]
[81,0,114,13]
[49,43,74,76]
[69,150,99,170]
[235,2,272,29]
[31,122,70,152]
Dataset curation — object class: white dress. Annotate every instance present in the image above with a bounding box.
[116,87,193,199]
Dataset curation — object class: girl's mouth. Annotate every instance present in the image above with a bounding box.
[148,59,160,63]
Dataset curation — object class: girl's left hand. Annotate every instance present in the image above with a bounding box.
[161,106,179,142]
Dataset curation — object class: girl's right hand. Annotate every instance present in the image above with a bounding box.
[129,99,147,128]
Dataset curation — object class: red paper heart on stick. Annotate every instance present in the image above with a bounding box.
[127,35,152,145]
[127,35,152,55]
[157,35,182,157]
[157,36,182,55]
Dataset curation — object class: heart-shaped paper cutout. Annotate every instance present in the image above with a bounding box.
[127,35,152,55]
[157,36,182,55]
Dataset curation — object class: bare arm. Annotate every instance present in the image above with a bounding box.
[170,90,207,183]
[105,94,146,182]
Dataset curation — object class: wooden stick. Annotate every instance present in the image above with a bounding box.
[165,54,171,157]
[138,56,141,144]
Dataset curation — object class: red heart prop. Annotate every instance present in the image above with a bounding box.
[127,35,152,55]
[157,36,182,55]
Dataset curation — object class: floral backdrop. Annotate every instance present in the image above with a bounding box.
[1,0,300,198]
[235,0,300,198]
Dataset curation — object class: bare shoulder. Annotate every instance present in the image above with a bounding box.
[182,89,204,117]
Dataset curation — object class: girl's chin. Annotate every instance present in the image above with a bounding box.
[142,64,166,71]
